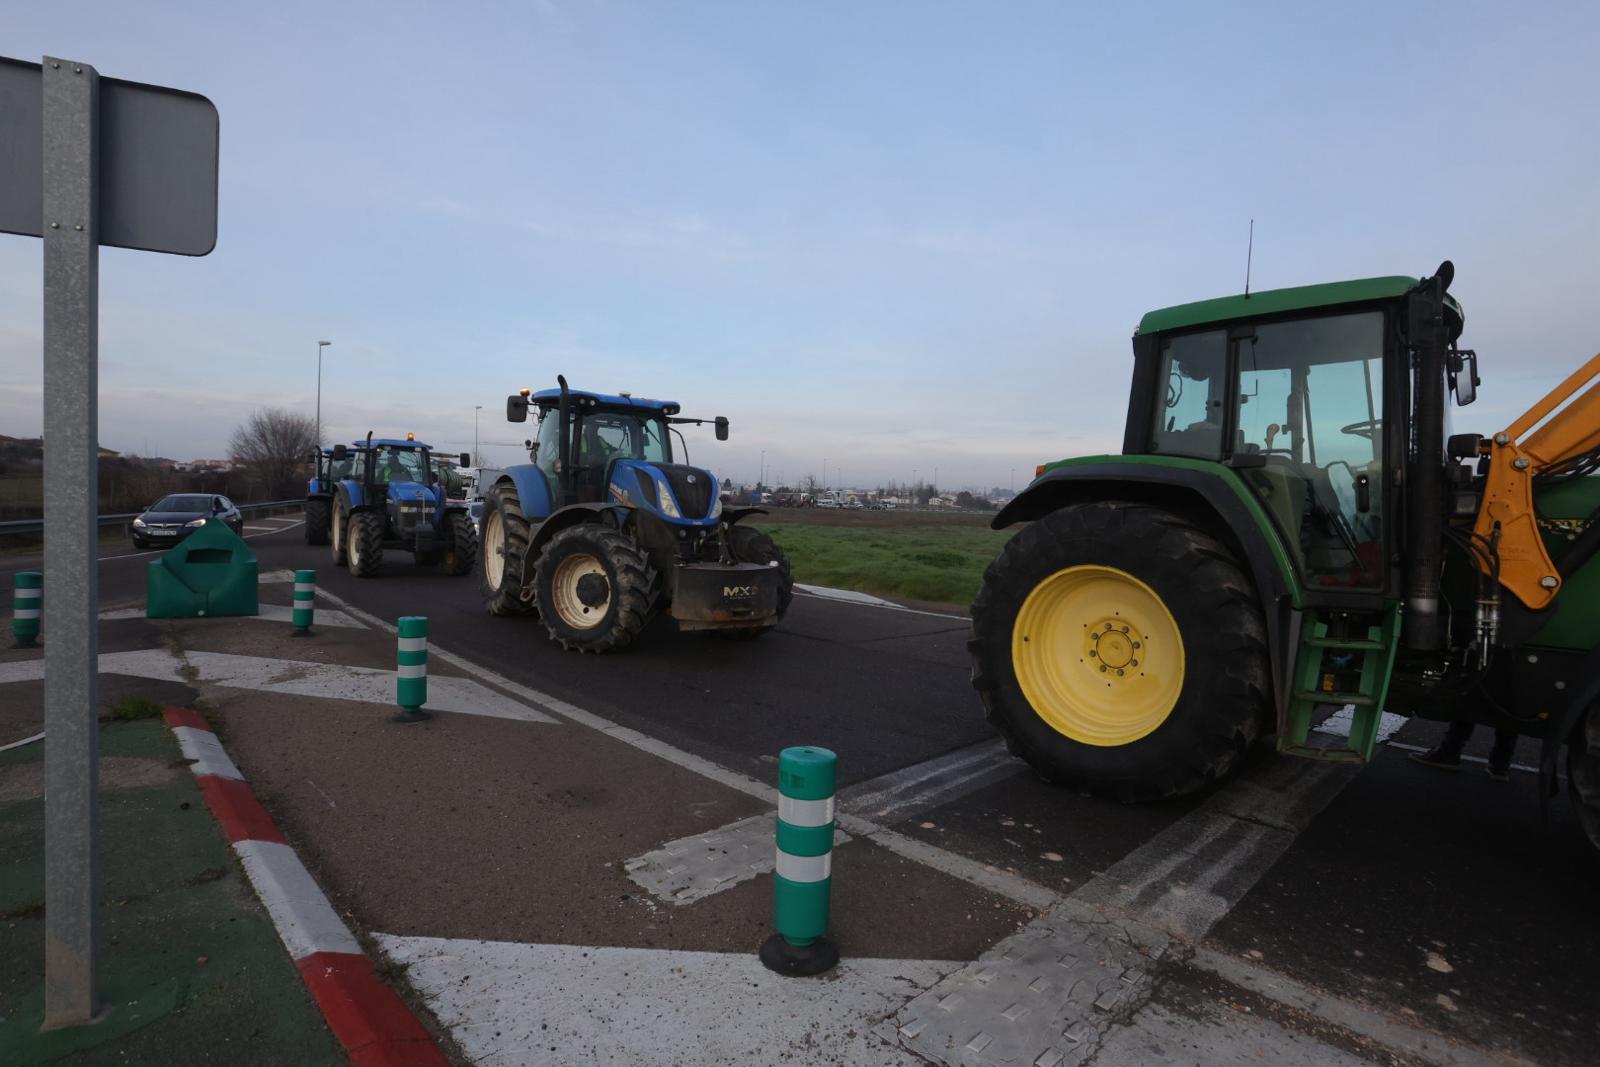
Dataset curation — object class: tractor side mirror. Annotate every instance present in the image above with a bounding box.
[507,394,529,423]
[460,452,472,468]
[1450,350,1479,407]
[331,445,348,461]
[714,416,729,441]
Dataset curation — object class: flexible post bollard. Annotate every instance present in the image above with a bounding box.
[760,745,839,976]
[394,616,431,723]
[291,569,316,637]
[11,571,41,648]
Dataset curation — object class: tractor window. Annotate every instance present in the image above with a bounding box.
[371,447,427,485]
[1234,311,1385,589]
[1150,331,1227,458]
[535,408,562,499]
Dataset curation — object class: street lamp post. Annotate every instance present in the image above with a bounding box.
[474,405,483,466]
[315,341,332,445]
[760,449,766,488]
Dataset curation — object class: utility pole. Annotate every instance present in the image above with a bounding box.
[315,340,331,445]
[474,405,482,466]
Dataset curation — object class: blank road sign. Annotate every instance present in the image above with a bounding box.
[0,56,218,256]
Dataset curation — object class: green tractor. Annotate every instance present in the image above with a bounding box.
[973,263,1600,849]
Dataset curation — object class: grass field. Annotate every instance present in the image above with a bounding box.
[755,508,1014,607]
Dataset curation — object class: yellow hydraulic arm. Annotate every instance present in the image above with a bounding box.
[1474,351,1600,609]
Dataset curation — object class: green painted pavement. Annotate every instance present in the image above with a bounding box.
[0,720,343,1065]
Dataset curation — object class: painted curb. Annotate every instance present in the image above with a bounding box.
[162,705,449,1067]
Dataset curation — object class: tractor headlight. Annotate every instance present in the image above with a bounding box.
[655,477,682,518]
[710,494,723,520]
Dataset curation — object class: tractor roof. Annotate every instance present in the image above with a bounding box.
[356,438,432,449]
[530,388,681,416]
[1137,275,1464,336]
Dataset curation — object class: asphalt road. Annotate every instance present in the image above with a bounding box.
[6,516,1599,1064]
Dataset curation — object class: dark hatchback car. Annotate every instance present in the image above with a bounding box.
[131,494,243,549]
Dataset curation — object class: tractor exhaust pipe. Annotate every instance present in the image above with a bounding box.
[1403,263,1452,651]
[556,374,573,504]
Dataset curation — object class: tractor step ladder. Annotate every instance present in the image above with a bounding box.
[1280,607,1400,763]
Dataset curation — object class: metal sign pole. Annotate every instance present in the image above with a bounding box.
[40,55,101,1029]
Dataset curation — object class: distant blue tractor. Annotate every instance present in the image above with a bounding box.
[307,433,476,578]
[483,376,793,652]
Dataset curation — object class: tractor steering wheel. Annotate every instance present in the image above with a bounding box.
[1340,419,1382,441]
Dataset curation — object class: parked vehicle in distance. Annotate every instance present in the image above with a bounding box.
[132,494,242,549]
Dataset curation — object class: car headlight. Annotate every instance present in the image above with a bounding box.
[186,518,207,528]
[132,518,146,528]
[655,477,682,518]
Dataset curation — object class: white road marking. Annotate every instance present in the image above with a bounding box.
[625,740,1018,906]
[98,603,367,630]
[1381,739,1543,776]
[234,838,362,960]
[0,648,556,724]
[377,934,958,1067]
[1316,704,1408,745]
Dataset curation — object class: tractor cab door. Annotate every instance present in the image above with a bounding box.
[1230,310,1387,592]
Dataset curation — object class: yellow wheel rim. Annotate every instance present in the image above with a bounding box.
[1011,564,1184,747]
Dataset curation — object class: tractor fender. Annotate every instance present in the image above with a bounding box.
[722,507,767,526]
[499,464,557,524]
[334,479,369,512]
[528,502,631,558]
[994,458,1301,727]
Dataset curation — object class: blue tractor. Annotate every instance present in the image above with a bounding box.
[317,433,477,578]
[482,376,793,652]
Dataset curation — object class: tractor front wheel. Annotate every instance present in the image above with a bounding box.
[970,501,1269,802]
[1568,707,1600,853]
[439,511,477,576]
[305,497,331,545]
[347,510,386,578]
[719,526,794,639]
[481,485,535,616]
[534,524,657,653]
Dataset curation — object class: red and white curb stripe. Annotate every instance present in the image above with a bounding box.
[163,706,449,1067]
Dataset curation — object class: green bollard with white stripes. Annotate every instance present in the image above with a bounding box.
[11,571,41,648]
[394,615,431,723]
[290,569,316,637]
[760,745,840,976]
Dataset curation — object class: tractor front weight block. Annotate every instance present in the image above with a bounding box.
[669,561,782,631]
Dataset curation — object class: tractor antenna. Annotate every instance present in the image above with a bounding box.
[1244,219,1254,298]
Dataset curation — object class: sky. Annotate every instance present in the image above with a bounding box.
[2,1,1597,491]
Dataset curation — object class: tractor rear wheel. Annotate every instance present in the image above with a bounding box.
[481,485,535,616]
[439,512,477,576]
[534,524,657,653]
[1568,707,1600,853]
[330,501,349,567]
[719,526,794,639]
[970,501,1269,802]
[305,497,331,545]
[347,510,386,578]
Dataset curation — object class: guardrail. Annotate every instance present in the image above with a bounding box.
[0,499,303,541]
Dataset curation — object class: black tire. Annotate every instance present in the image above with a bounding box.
[347,510,386,578]
[1568,707,1600,854]
[305,497,331,545]
[534,524,657,653]
[970,501,1269,802]
[439,511,477,576]
[480,484,535,616]
[330,500,349,567]
[720,525,795,639]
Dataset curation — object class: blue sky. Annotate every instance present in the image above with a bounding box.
[3,1,1596,490]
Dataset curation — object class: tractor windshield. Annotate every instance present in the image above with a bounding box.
[370,446,430,485]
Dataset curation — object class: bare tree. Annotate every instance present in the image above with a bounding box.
[228,408,318,500]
